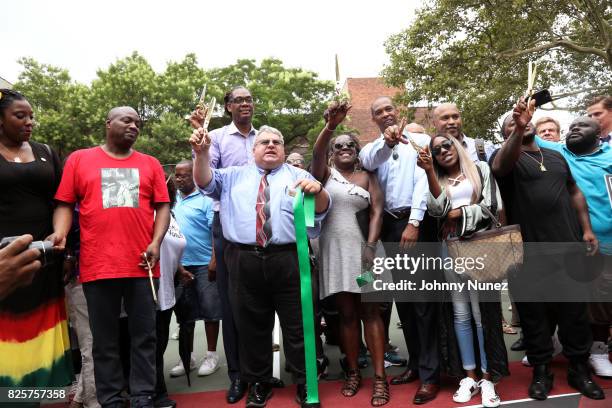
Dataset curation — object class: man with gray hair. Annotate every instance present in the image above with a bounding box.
[190,125,331,407]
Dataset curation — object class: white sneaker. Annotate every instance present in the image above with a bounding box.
[453,377,479,403]
[521,355,531,367]
[478,379,501,407]
[169,356,196,377]
[198,353,220,376]
[170,331,179,340]
[590,341,612,377]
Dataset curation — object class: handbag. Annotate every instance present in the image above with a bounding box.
[445,167,523,282]
[355,207,370,241]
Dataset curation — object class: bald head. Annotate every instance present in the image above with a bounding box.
[406,122,426,134]
[432,103,462,139]
[105,106,141,150]
[566,116,601,155]
[107,106,138,121]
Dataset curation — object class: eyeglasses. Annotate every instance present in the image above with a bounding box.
[256,138,283,146]
[230,96,253,104]
[431,140,454,156]
[333,141,356,150]
[287,159,304,165]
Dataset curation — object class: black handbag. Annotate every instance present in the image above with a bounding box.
[355,207,370,241]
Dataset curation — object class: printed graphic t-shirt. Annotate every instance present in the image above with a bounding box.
[55,147,170,282]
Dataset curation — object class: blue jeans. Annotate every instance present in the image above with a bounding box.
[443,244,487,372]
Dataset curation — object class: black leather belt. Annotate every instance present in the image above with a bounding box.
[236,243,297,253]
[387,207,412,220]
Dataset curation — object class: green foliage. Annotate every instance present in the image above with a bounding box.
[13,54,334,164]
[382,0,612,139]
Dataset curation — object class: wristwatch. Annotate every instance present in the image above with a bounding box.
[408,219,420,228]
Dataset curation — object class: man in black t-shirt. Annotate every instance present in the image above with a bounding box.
[490,98,604,401]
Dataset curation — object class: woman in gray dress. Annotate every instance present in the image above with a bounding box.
[311,101,388,406]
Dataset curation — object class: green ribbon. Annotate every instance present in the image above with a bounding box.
[293,188,319,404]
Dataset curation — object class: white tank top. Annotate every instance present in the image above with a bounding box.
[448,179,473,209]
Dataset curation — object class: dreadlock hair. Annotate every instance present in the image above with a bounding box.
[223,86,250,116]
[0,89,26,117]
[327,133,362,170]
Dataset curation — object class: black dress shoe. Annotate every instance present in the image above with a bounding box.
[246,382,272,408]
[390,368,418,385]
[511,332,526,351]
[295,384,321,408]
[295,383,306,405]
[568,362,605,400]
[226,378,247,404]
[269,376,285,388]
[528,365,554,400]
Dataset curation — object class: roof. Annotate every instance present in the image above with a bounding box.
[0,76,13,89]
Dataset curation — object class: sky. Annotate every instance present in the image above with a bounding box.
[1,0,576,134]
[1,0,420,85]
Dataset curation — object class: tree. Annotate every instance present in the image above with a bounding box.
[209,58,335,145]
[382,0,612,139]
[14,54,334,163]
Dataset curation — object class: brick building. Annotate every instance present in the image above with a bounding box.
[341,77,434,143]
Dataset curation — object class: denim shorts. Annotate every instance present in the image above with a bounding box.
[185,265,223,321]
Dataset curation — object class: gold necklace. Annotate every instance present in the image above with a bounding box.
[521,150,547,172]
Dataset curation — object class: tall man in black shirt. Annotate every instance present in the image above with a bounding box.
[491,98,604,401]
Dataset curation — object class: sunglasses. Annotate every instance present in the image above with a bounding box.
[334,141,356,150]
[431,140,454,156]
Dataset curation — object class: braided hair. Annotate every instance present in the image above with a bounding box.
[0,89,26,117]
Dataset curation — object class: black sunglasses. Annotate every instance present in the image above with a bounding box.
[334,141,356,150]
[431,140,454,156]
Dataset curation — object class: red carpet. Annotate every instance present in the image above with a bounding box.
[46,358,612,407]
[168,358,612,407]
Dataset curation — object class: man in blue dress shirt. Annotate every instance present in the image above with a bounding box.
[190,124,331,408]
[360,96,441,405]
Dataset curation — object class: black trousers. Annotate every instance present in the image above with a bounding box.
[381,212,440,384]
[213,213,241,381]
[224,242,306,384]
[514,301,591,366]
[83,278,157,408]
[155,308,173,400]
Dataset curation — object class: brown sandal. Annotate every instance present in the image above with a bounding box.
[341,369,361,397]
[371,375,390,406]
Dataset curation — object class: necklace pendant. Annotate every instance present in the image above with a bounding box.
[540,164,547,172]
[13,157,21,163]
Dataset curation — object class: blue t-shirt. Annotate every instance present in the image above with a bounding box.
[174,190,214,265]
[536,137,612,254]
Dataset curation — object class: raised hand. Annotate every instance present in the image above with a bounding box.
[324,100,352,130]
[513,97,536,130]
[416,145,433,172]
[189,128,211,154]
[189,107,205,129]
[383,118,408,147]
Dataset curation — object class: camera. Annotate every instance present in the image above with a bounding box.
[0,236,55,267]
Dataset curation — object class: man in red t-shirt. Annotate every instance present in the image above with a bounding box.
[51,106,170,408]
